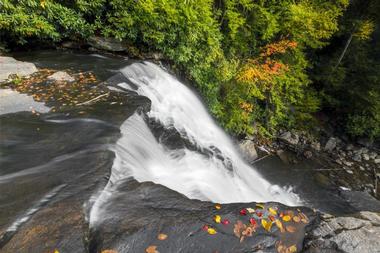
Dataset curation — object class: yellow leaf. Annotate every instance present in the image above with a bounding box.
[269,207,277,216]
[246,207,255,213]
[293,216,301,223]
[215,204,221,210]
[261,219,273,232]
[282,215,291,222]
[275,219,285,233]
[214,215,221,223]
[101,250,118,253]
[54,250,59,253]
[157,233,168,240]
[288,244,297,253]
[256,203,264,209]
[207,227,217,235]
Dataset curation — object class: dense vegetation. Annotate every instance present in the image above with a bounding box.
[0,0,379,141]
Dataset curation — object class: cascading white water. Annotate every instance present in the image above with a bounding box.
[90,62,299,225]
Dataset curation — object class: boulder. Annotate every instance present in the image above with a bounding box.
[324,137,337,152]
[362,153,370,161]
[0,56,38,82]
[278,131,299,146]
[352,153,362,162]
[238,139,258,162]
[304,212,380,253]
[47,71,75,82]
[88,36,128,52]
[310,141,321,151]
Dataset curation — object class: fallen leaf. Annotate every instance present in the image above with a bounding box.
[246,207,255,213]
[256,203,264,209]
[233,220,246,238]
[101,250,118,253]
[269,215,276,222]
[242,226,255,237]
[256,211,263,217]
[299,212,309,223]
[269,207,277,216]
[215,204,221,210]
[293,216,301,223]
[146,245,159,253]
[214,215,222,223]
[249,218,256,226]
[282,215,291,222]
[157,233,168,240]
[239,209,247,215]
[261,219,273,232]
[288,245,297,253]
[202,225,209,231]
[222,219,230,225]
[53,250,60,253]
[286,225,296,233]
[275,219,285,233]
[207,227,217,235]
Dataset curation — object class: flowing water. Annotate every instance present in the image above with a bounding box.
[89,62,299,225]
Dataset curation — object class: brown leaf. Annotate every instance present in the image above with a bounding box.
[233,220,246,238]
[285,225,296,233]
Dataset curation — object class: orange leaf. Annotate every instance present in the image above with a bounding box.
[146,245,159,253]
[157,233,168,240]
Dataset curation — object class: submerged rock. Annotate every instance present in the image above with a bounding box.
[47,71,75,82]
[0,56,37,82]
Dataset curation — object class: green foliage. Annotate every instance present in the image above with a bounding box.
[5,0,376,140]
[312,0,380,140]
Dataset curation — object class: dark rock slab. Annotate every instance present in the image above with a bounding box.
[89,179,316,253]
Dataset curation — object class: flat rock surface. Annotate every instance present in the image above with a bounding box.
[0,88,50,115]
[0,56,38,82]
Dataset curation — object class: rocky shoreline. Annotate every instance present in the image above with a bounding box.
[240,130,380,200]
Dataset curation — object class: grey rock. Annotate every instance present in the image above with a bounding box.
[278,131,299,146]
[305,212,380,253]
[0,88,50,115]
[374,158,380,164]
[346,144,355,151]
[88,36,128,52]
[311,141,321,151]
[343,160,353,167]
[47,71,75,82]
[238,139,258,162]
[369,152,377,160]
[0,56,38,82]
[362,153,370,161]
[352,153,362,162]
[324,137,337,152]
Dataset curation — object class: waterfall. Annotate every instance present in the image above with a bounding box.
[90,62,299,226]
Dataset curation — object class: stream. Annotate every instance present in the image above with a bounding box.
[1,51,379,252]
